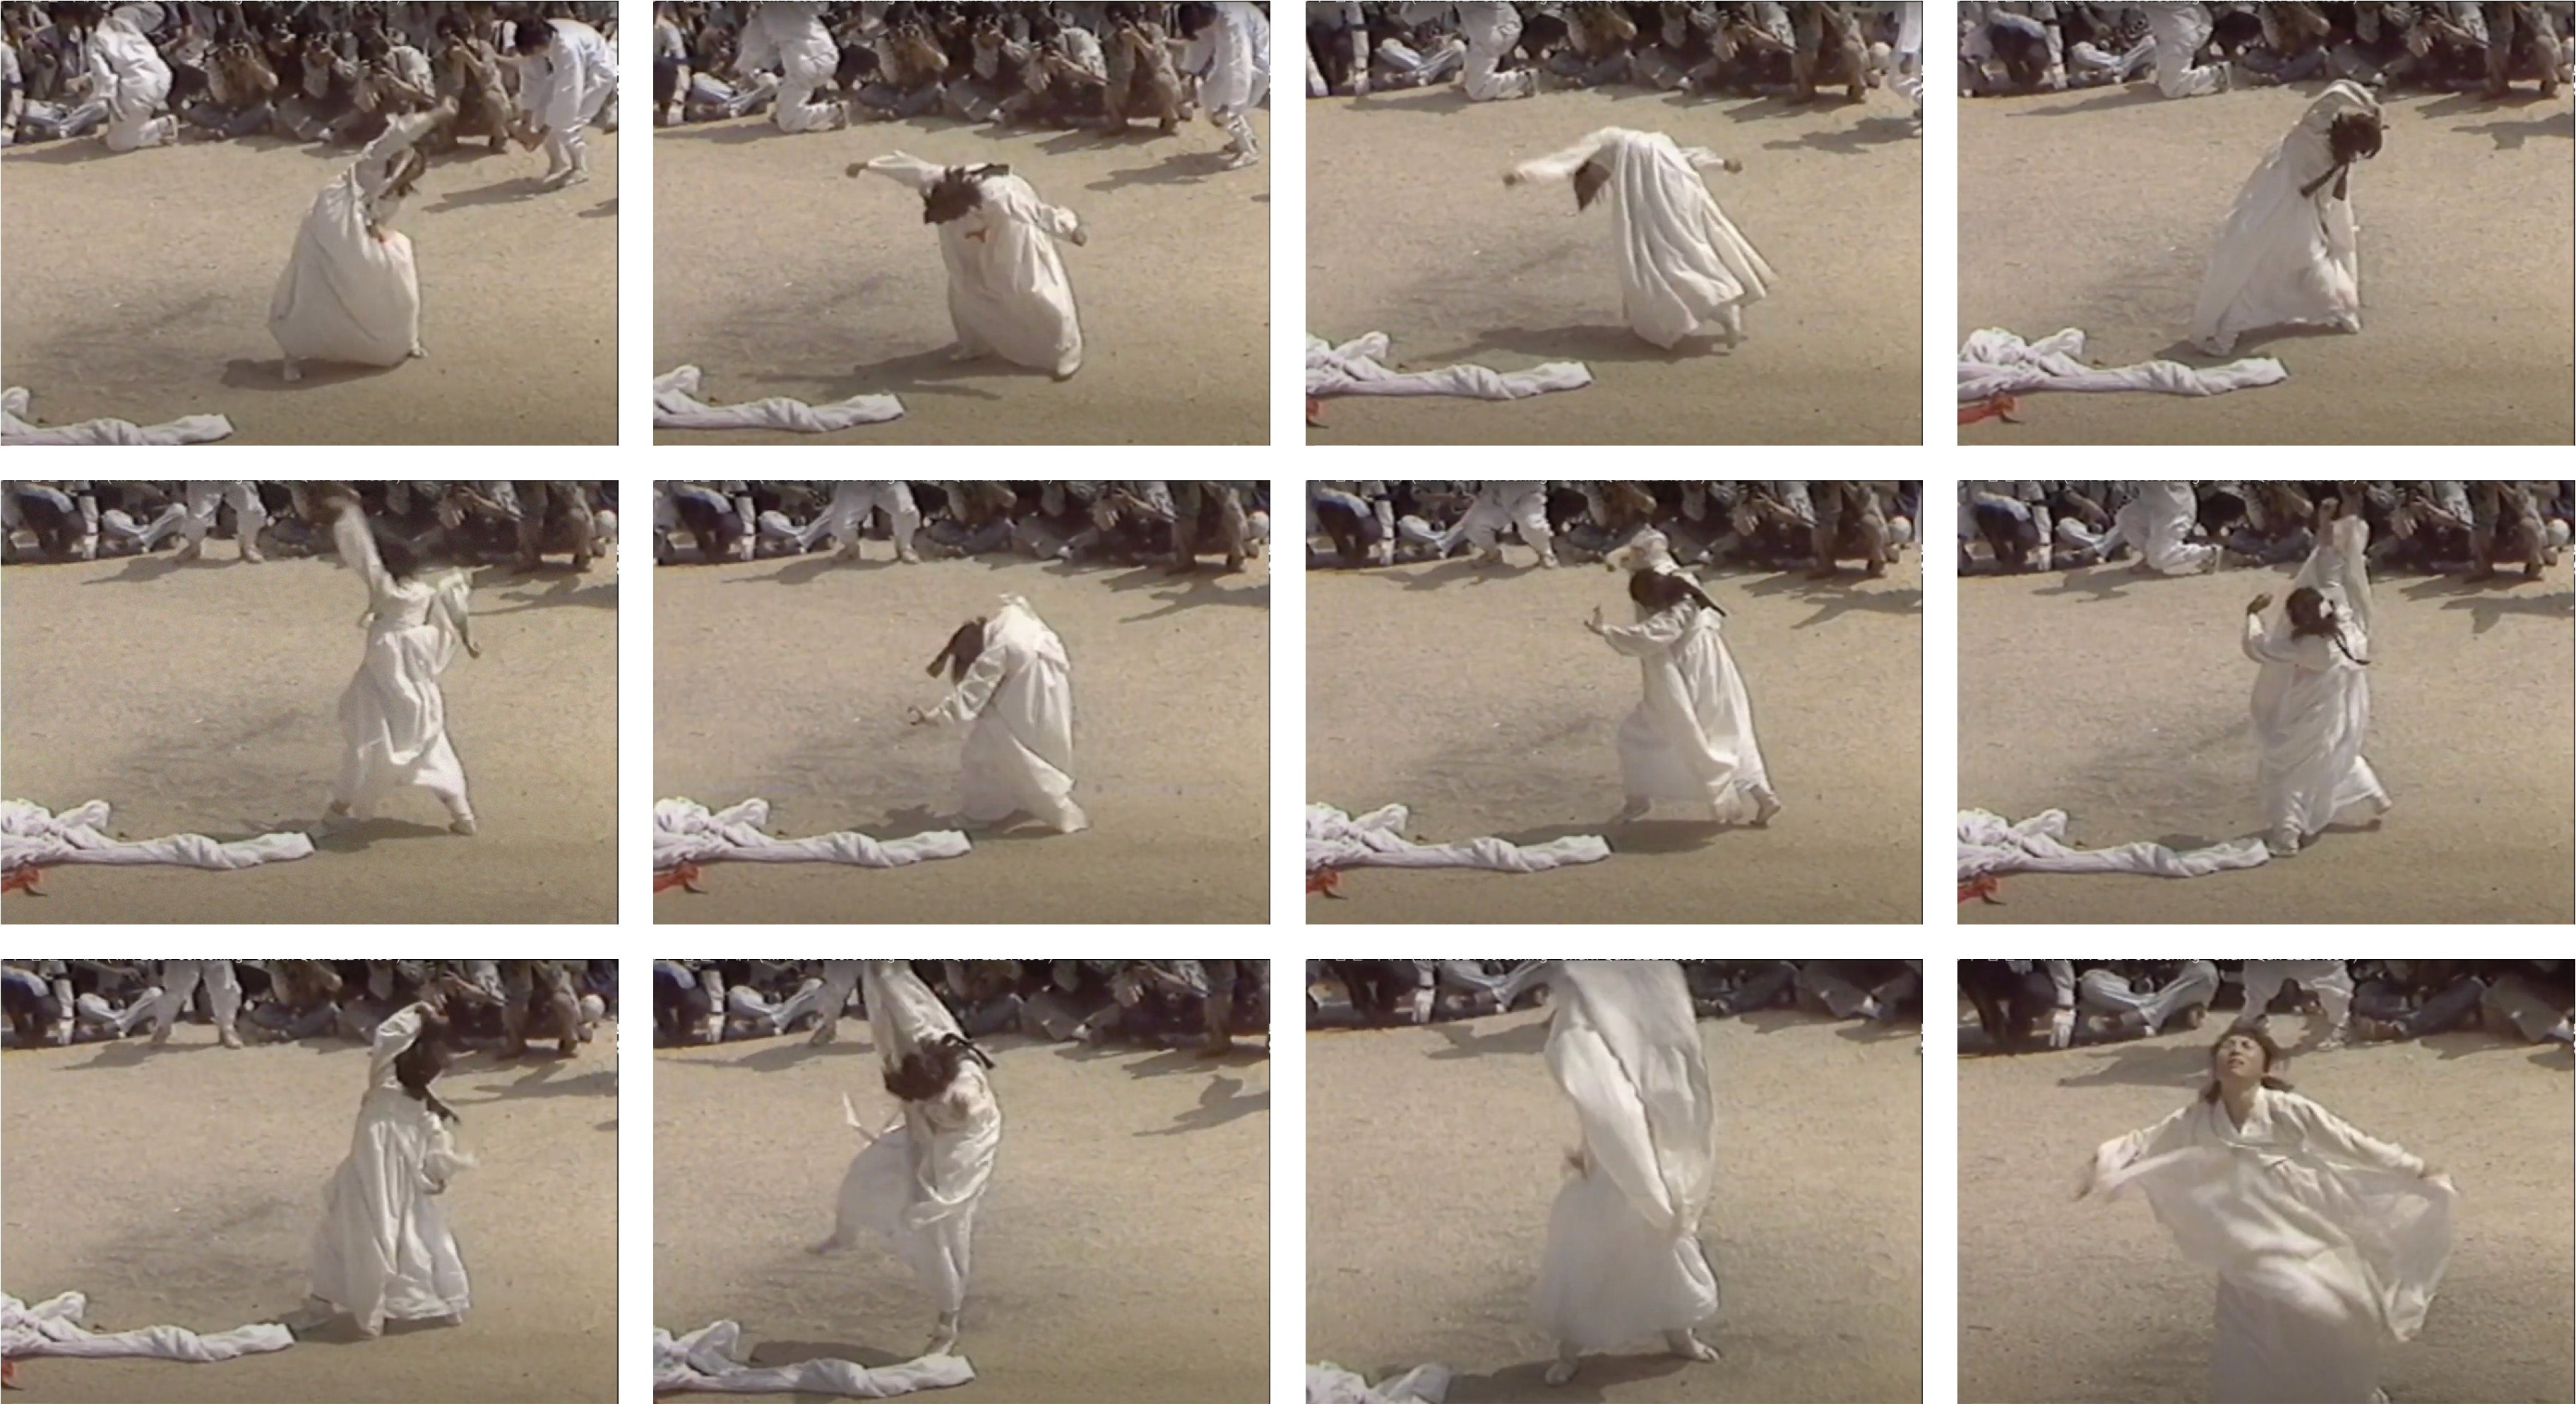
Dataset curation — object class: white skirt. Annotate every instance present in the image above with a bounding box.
[309,1090,470,1334]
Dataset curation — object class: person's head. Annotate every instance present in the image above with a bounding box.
[2286,585,2368,663]
[922,164,1003,225]
[372,524,423,582]
[511,16,554,55]
[2200,1027,2291,1102]
[2327,109,2383,166]
[1628,566,1721,617]
[927,617,986,682]
[883,1032,991,1102]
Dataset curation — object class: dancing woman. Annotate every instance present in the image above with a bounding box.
[1586,530,1779,826]
[2082,1028,2454,1403]
[2241,495,2387,857]
[270,109,442,381]
[322,494,479,836]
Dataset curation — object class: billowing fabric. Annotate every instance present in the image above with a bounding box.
[2244,515,2385,842]
[1534,961,1719,1350]
[1307,1361,1453,1404]
[927,596,1087,833]
[652,366,905,431]
[1304,333,1591,400]
[270,112,434,371]
[308,1004,473,1335]
[1,1292,292,1363]
[1305,802,1609,874]
[1957,328,2287,401]
[0,386,233,444]
[864,154,1085,379]
[331,508,473,819]
[1,798,313,871]
[656,1321,973,1396]
[1600,597,1770,821]
[1509,128,1772,350]
[519,18,617,131]
[2090,1088,2454,1404]
[1956,808,2270,881]
[2193,82,2378,355]
[652,797,969,870]
[817,963,1002,1316]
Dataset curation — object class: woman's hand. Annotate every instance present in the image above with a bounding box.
[464,639,483,660]
[2246,593,2272,615]
[905,704,931,727]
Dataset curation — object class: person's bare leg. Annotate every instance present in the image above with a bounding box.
[1546,1342,1583,1385]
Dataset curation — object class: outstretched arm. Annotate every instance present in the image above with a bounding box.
[924,640,1007,725]
[1504,131,1611,188]
[331,503,393,599]
[850,151,947,192]
[1680,145,1744,174]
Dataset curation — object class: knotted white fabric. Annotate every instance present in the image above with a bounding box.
[653,367,906,432]
[1,387,234,445]
[1305,333,1592,400]
[1304,803,1609,874]
[1,799,314,871]
[1,1292,292,1363]
[653,798,969,871]
[655,1321,972,1396]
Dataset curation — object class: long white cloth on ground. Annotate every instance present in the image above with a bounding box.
[816,963,1003,1316]
[2245,514,2384,842]
[2192,82,2378,356]
[332,508,475,821]
[1508,128,1772,350]
[1958,809,2271,881]
[1,386,234,444]
[656,1321,972,1396]
[1601,599,1771,821]
[2108,480,2219,575]
[861,154,1085,378]
[308,1004,473,1335]
[1534,961,1719,1350]
[1304,333,1592,400]
[270,112,434,371]
[1306,803,1609,874]
[0,799,314,871]
[653,798,970,870]
[2089,1088,2454,1404]
[1958,328,2286,401]
[926,596,1087,833]
[1,1292,292,1363]
[1307,1361,1454,1404]
[653,366,906,432]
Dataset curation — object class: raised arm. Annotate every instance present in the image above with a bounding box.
[926,636,1008,724]
[1505,131,1612,188]
[1679,145,1744,175]
[1597,605,1688,658]
[853,151,947,193]
[331,503,394,599]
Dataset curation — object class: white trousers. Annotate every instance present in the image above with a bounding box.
[154,960,242,1036]
[1443,485,1554,561]
[799,483,920,557]
[183,481,266,550]
[2148,4,2227,97]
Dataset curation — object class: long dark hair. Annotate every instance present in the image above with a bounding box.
[927,618,986,682]
[394,1014,460,1122]
[2199,1026,2294,1103]
[1628,568,1722,617]
[2286,586,2368,666]
[883,1032,994,1102]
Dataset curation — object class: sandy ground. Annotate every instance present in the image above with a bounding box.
[1959,1009,2576,1403]
[1959,557,2575,924]
[0,554,617,924]
[655,1016,1269,1403]
[1307,552,1921,924]
[1306,87,1921,445]
[1308,1002,1921,1403]
[0,1018,619,1403]
[1960,85,2575,444]
[0,130,616,445]
[652,107,1268,444]
[654,552,1267,924]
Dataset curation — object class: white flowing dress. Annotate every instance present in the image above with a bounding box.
[308,1004,473,1336]
[1509,128,1773,350]
[820,961,1003,1321]
[331,509,475,822]
[1533,961,1720,1351]
[863,153,1086,379]
[2089,1088,2453,1404]
[2192,82,2378,356]
[270,112,435,372]
[2243,514,2385,845]
[928,595,1087,833]
[1601,597,1772,822]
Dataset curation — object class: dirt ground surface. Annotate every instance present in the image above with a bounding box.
[1307,86,1923,445]
[1307,552,1921,924]
[1959,1009,2576,1403]
[0,554,617,924]
[1959,557,2575,924]
[655,552,1268,924]
[1960,85,2574,445]
[656,1021,1269,1403]
[1,131,616,444]
[0,1020,619,1403]
[653,107,1268,444]
[1308,1004,1923,1403]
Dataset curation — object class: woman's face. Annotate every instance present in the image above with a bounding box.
[2213,1034,2266,1085]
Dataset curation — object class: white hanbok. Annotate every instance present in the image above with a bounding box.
[863,154,1086,379]
[307,1004,473,1337]
[1533,961,1721,1352]
[2193,82,2378,356]
[926,595,1087,833]
[517,18,617,180]
[819,962,1003,1323]
[1181,3,1270,160]
[2243,514,2385,850]
[2104,480,2217,576]
[1599,588,1775,823]
[269,112,434,376]
[2088,1087,2454,1404]
[330,508,476,826]
[1509,128,1773,350]
[86,13,177,151]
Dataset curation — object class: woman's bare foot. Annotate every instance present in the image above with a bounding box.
[1545,1345,1582,1386]
[1664,1328,1722,1362]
